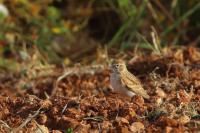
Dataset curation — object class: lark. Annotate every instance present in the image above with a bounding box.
[110,61,150,99]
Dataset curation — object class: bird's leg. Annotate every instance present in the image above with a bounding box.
[109,85,114,91]
[115,101,120,120]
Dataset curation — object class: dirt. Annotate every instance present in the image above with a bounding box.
[0,47,200,133]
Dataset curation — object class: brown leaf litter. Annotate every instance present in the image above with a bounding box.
[0,47,200,132]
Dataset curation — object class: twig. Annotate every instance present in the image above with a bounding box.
[151,26,161,55]
[61,103,68,115]
[83,116,104,122]
[13,107,42,132]
[34,120,45,133]
[44,91,50,99]
[0,120,12,132]
[51,71,72,96]
[61,94,82,115]
[98,123,102,133]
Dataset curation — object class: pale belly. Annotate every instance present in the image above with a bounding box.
[110,73,135,97]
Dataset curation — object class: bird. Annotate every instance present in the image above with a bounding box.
[110,61,150,99]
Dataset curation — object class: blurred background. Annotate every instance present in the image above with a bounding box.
[0,0,200,67]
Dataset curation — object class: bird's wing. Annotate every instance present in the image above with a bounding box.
[121,72,150,99]
[121,71,141,86]
[128,84,150,99]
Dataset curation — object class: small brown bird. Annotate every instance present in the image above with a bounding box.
[110,61,150,99]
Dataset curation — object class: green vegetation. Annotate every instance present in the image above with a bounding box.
[0,0,199,64]
[66,128,73,133]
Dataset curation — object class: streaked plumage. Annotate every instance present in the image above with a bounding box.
[110,61,150,99]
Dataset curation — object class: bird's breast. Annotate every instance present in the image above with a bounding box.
[110,72,136,97]
[110,73,122,91]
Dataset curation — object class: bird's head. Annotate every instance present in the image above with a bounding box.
[111,61,127,73]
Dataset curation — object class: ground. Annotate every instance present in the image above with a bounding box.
[0,47,200,133]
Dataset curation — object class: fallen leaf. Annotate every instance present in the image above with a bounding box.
[165,126,172,133]
[156,88,166,98]
[52,130,62,133]
[157,116,178,127]
[130,122,144,132]
[116,117,129,124]
[178,115,190,125]
[35,124,49,133]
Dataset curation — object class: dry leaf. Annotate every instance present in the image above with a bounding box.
[156,97,163,106]
[130,122,144,132]
[38,114,47,124]
[39,99,52,109]
[178,90,191,104]
[116,117,129,124]
[158,116,178,127]
[120,127,130,133]
[156,88,166,98]
[165,126,172,133]
[178,115,190,125]
[35,124,49,133]
[52,130,62,133]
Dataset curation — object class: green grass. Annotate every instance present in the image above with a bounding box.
[0,0,200,63]
[105,0,200,49]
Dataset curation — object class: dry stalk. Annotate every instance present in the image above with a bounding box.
[0,120,12,133]
[13,107,42,133]
[34,120,46,133]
